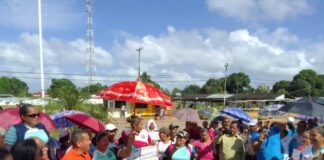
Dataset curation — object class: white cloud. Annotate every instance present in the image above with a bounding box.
[256,27,301,47]
[111,26,323,89]
[206,0,311,21]
[1,27,323,91]
[0,33,113,91]
[0,0,83,30]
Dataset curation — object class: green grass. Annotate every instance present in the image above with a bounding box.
[38,102,116,124]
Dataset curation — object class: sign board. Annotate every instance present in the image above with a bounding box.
[175,92,182,96]
[134,146,158,160]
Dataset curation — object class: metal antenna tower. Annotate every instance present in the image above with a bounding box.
[86,0,95,85]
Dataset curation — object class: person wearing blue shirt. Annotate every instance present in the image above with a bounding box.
[257,122,284,160]
[4,104,57,160]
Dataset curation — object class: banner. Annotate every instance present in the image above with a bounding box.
[134,146,158,160]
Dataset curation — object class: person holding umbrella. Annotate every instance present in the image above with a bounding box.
[4,104,57,160]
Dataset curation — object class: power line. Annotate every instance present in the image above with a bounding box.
[0,70,279,83]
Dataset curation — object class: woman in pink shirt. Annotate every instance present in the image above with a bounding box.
[192,128,214,160]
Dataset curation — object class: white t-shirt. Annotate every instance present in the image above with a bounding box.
[291,145,313,160]
[301,145,313,159]
[157,140,173,154]
[121,105,126,111]
[148,130,160,141]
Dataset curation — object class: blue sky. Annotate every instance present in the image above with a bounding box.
[0,0,323,92]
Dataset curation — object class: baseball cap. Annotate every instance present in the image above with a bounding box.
[169,123,179,130]
[105,123,117,131]
[177,130,189,138]
[159,127,170,135]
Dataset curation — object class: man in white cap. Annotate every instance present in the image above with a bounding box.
[105,123,118,149]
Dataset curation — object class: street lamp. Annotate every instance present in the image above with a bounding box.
[223,62,228,109]
[137,47,143,81]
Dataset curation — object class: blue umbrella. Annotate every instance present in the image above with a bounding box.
[220,107,252,123]
[50,110,87,128]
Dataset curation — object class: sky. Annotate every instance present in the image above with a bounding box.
[0,0,323,92]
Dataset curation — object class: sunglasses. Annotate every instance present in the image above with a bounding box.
[25,113,41,118]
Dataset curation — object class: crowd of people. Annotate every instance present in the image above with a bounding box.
[0,104,323,160]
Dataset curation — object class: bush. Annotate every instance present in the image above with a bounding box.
[41,102,116,124]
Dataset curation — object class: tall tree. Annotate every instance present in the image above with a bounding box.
[293,69,317,88]
[182,85,201,96]
[314,74,324,96]
[200,78,223,94]
[255,85,270,93]
[80,83,105,95]
[289,69,318,97]
[171,88,182,98]
[48,79,81,109]
[288,79,312,97]
[273,80,291,93]
[140,72,161,89]
[0,77,29,97]
[226,72,251,94]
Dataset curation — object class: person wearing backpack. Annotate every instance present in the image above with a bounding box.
[164,131,194,160]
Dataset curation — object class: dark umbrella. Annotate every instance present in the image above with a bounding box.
[294,115,324,123]
[50,110,87,128]
[173,108,200,122]
[63,114,105,133]
[279,99,324,117]
[212,115,225,122]
[198,109,217,119]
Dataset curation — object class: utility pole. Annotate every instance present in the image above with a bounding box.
[86,0,95,87]
[223,62,228,109]
[38,0,45,111]
[137,47,143,81]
